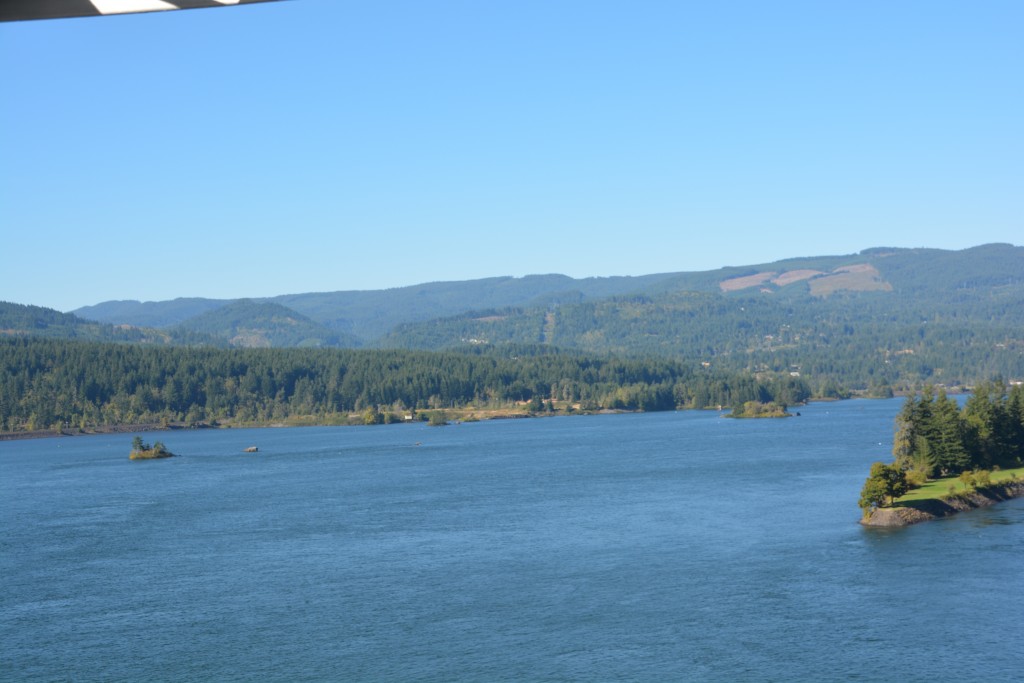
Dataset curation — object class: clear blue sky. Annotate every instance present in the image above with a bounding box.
[2,0,1021,312]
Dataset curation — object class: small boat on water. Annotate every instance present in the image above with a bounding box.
[244,446,258,453]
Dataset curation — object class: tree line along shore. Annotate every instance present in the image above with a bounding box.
[0,338,814,436]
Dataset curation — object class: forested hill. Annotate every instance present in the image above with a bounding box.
[378,244,1024,391]
[0,302,212,346]
[73,272,681,340]
[0,300,362,350]
[173,300,362,349]
[71,244,1023,346]
[379,281,1024,391]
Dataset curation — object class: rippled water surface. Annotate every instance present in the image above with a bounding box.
[2,399,1022,681]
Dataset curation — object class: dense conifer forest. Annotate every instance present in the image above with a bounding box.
[892,381,1024,475]
[0,338,810,433]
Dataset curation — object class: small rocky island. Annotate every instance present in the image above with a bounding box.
[129,436,175,460]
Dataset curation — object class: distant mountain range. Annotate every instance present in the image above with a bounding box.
[4,243,1022,388]
[70,243,1023,337]
[73,272,682,342]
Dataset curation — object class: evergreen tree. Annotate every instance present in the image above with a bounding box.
[931,390,970,474]
[892,396,917,470]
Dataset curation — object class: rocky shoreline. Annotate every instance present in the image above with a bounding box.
[861,481,1024,527]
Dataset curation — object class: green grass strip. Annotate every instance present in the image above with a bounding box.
[896,466,1024,504]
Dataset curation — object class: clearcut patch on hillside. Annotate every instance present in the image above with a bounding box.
[719,272,777,292]
[718,263,891,296]
[809,264,892,297]
[771,269,825,287]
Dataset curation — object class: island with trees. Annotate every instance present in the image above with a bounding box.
[130,436,175,460]
[860,381,1024,526]
[725,401,791,419]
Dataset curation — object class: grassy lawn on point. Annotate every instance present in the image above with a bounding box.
[895,466,1024,505]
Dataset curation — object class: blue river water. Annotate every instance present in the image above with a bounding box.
[2,399,1022,681]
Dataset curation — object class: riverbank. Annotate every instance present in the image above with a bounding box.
[0,400,818,442]
[0,407,570,442]
[862,469,1024,527]
[0,422,216,442]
